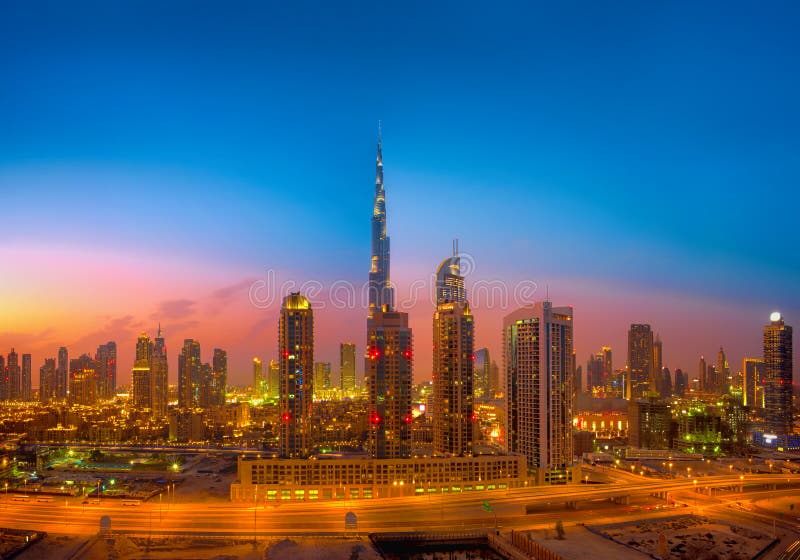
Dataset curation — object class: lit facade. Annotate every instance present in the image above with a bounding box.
[340,342,357,395]
[504,302,575,483]
[627,324,654,399]
[368,128,394,315]
[132,332,153,412]
[366,308,413,459]
[178,339,202,409]
[151,327,168,418]
[432,299,475,457]
[742,357,764,409]
[231,453,528,502]
[763,312,793,437]
[279,292,314,458]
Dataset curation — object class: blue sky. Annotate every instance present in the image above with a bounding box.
[1,1,798,382]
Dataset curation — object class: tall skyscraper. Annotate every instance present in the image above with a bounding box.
[151,327,168,418]
[7,349,20,400]
[368,127,394,315]
[488,359,500,395]
[435,241,467,305]
[340,343,357,395]
[763,312,793,437]
[313,362,331,397]
[601,346,613,379]
[505,301,575,483]
[432,252,474,457]
[0,355,5,401]
[253,357,264,396]
[627,324,654,400]
[717,346,731,394]
[179,339,202,409]
[366,308,413,459]
[21,353,32,401]
[473,348,491,399]
[57,346,68,399]
[210,348,227,407]
[69,353,97,406]
[698,355,708,392]
[132,332,153,412]
[674,368,687,396]
[95,341,117,399]
[279,292,314,458]
[652,335,663,394]
[587,352,604,392]
[267,360,279,398]
[742,357,764,409]
[39,358,56,403]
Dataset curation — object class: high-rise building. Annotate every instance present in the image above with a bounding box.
[628,397,671,449]
[366,308,413,459]
[488,359,500,395]
[473,348,491,399]
[21,353,32,401]
[587,353,604,392]
[209,349,227,407]
[69,353,97,406]
[742,357,764,409]
[151,327,168,418]
[7,349,20,401]
[57,346,68,400]
[253,357,265,396]
[268,360,279,398]
[674,368,687,396]
[95,341,117,399]
[432,252,474,457]
[368,127,394,315]
[717,346,731,394]
[574,363,583,395]
[601,346,613,379]
[435,241,467,305]
[313,362,331,397]
[0,355,5,401]
[340,343,357,395]
[763,312,793,437]
[178,339,202,409]
[505,301,575,483]
[279,292,314,458]
[698,356,708,392]
[132,332,153,412]
[660,368,672,399]
[627,324,654,400]
[39,358,56,403]
[652,335,663,394]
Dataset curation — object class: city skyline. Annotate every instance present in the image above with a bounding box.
[1,2,799,385]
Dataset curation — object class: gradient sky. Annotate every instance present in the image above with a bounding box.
[1,1,798,387]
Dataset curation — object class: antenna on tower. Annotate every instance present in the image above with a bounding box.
[378,120,382,144]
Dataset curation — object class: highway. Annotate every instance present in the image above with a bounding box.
[3,471,800,536]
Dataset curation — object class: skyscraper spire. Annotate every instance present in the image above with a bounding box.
[369,123,393,314]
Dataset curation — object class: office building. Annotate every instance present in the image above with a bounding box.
[742,357,764,409]
[151,327,168,418]
[57,346,68,399]
[21,353,32,401]
[340,342,357,395]
[95,341,117,399]
[313,362,332,396]
[179,339,202,409]
[627,324,654,399]
[763,312,793,437]
[132,332,153,412]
